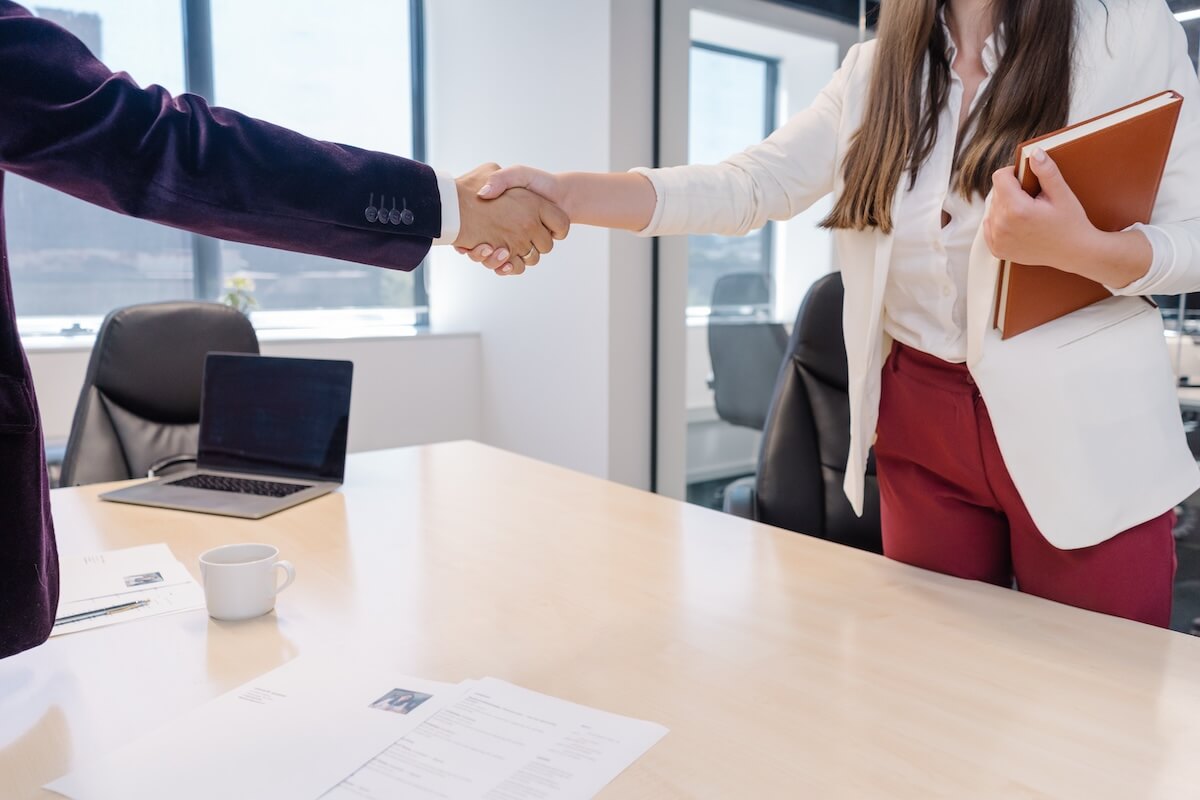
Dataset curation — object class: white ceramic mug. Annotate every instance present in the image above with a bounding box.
[198,543,295,621]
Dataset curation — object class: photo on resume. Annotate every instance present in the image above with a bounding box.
[369,688,433,715]
[123,571,164,587]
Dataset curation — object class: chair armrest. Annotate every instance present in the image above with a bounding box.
[147,454,197,478]
[723,476,758,520]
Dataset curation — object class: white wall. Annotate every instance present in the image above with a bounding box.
[425,0,654,489]
[26,333,483,453]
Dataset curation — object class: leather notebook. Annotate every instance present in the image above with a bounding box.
[993,90,1183,339]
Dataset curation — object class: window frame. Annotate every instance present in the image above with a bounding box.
[686,40,780,319]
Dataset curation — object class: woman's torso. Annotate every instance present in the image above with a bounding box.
[830,0,1200,548]
[884,14,1001,364]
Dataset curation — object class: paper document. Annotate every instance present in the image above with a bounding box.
[45,658,462,800]
[325,677,669,800]
[51,543,205,635]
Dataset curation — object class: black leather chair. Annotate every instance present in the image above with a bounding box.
[724,272,882,554]
[707,273,788,431]
[59,301,259,487]
[1153,292,1200,327]
[1155,291,1200,391]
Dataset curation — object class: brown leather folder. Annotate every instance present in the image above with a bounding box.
[994,91,1183,339]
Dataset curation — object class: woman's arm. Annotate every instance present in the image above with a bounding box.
[463,168,656,271]
[466,43,867,274]
[1092,1,1200,296]
[478,169,656,231]
[939,1,1198,295]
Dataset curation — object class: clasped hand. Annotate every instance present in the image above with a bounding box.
[984,149,1101,273]
[452,163,567,276]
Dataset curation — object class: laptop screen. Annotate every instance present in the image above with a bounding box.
[198,354,353,482]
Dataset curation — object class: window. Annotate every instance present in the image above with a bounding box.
[1170,2,1200,68]
[10,0,426,341]
[209,0,420,320]
[686,42,778,315]
[7,1,191,331]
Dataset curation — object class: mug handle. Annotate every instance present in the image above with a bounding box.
[274,560,296,595]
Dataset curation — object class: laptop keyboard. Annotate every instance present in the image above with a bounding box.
[168,474,310,498]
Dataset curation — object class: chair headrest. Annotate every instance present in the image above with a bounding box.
[90,301,259,423]
[789,272,848,390]
[711,272,770,307]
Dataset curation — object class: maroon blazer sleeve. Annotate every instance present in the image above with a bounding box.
[0,0,444,270]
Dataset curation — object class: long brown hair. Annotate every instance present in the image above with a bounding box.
[821,0,1075,234]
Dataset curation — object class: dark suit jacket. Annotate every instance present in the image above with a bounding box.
[0,1,445,659]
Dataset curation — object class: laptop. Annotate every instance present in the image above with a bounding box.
[101,353,353,519]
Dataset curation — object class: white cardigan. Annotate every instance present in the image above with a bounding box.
[635,0,1200,549]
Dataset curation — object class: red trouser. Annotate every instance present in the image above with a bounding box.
[875,342,1177,627]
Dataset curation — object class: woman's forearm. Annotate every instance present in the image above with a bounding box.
[1079,228,1153,290]
[558,172,657,232]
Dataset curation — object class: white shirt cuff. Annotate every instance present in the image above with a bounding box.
[432,170,460,246]
[1106,222,1173,295]
[628,167,666,236]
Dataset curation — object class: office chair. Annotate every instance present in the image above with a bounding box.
[723,272,883,554]
[59,301,259,487]
[1153,292,1200,385]
[707,273,789,431]
[1153,292,1200,326]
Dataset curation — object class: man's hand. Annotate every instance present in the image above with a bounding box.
[453,163,569,275]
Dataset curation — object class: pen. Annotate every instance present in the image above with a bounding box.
[53,599,150,627]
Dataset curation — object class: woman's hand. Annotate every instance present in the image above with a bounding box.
[479,165,567,207]
[984,150,1151,288]
[455,168,655,274]
[457,166,568,275]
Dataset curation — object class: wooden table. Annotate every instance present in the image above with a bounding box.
[3,442,1200,799]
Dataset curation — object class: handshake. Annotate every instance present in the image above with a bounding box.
[451,163,567,276]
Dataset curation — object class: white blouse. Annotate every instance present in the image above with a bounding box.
[883,20,1000,363]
